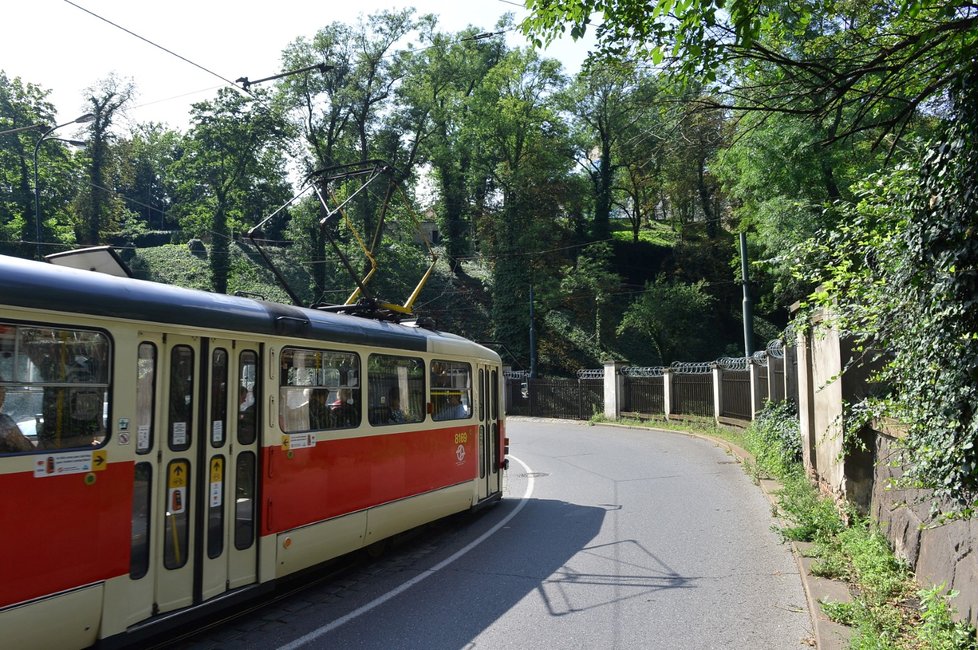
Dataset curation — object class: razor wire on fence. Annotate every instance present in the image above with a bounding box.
[576,368,604,380]
[717,357,749,371]
[670,361,713,374]
[621,366,665,377]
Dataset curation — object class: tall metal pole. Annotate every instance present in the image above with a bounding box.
[529,285,538,379]
[740,232,755,357]
[32,113,95,260]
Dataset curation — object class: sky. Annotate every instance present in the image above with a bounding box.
[2,0,594,132]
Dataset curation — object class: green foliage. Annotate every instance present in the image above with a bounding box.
[797,69,978,515]
[917,584,978,650]
[610,220,676,247]
[820,599,858,626]
[816,519,978,649]
[773,468,844,543]
[616,275,718,364]
[744,401,802,478]
[132,244,212,291]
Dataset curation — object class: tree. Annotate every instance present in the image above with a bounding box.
[173,88,293,294]
[277,11,427,294]
[112,123,183,233]
[470,48,575,363]
[617,276,718,364]
[0,72,55,256]
[401,23,509,267]
[558,241,621,345]
[563,61,657,241]
[524,0,976,145]
[75,74,134,245]
[657,85,725,240]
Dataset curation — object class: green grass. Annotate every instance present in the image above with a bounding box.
[609,219,677,247]
[595,412,746,448]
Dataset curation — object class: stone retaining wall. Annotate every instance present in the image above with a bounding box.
[872,432,978,626]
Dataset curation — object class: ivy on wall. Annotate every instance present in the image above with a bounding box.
[798,65,978,518]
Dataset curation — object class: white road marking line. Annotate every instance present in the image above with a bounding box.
[278,455,535,650]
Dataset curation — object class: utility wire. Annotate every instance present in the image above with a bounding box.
[63,0,251,93]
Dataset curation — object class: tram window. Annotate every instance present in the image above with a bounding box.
[367,354,425,426]
[207,455,225,559]
[234,452,256,551]
[431,360,472,421]
[130,462,152,579]
[479,369,486,421]
[0,323,110,454]
[492,369,500,475]
[136,343,156,454]
[163,459,191,570]
[491,369,499,420]
[279,347,360,433]
[168,346,194,452]
[210,349,228,448]
[237,351,258,445]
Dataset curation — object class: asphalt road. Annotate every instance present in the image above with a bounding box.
[179,418,813,649]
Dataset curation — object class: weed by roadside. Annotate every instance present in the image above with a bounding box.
[741,403,978,650]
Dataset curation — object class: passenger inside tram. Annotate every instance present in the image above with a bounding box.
[386,387,405,424]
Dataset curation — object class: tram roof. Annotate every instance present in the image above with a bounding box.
[0,254,498,360]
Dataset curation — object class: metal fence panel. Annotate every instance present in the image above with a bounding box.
[530,379,581,419]
[624,376,665,415]
[504,378,604,420]
[756,364,770,408]
[785,344,799,407]
[671,373,714,417]
[505,379,529,416]
[769,356,786,403]
[720,370,751,420]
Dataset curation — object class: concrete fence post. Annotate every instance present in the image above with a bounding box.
[603,360,625,420]
[749,360,761,420]
[663,368,673,420]
[712,364,722,424]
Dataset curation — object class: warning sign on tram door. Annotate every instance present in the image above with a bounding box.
[209,457,224,508]
[167,461,188,514]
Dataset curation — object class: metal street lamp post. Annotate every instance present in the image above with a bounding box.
[33,112,95,259]
[0,123,48,137]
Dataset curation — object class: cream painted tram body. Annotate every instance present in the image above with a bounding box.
[0,254,505,649]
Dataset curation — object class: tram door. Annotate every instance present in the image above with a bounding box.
[145,336,261,615]
[152,334,201,613]
[477,364,501,500]
[200,340,261,600]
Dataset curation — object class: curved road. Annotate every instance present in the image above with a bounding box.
[179,419,813,649]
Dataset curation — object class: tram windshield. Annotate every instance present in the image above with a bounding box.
[0,323,110,453]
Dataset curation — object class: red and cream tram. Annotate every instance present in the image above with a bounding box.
[0,253,506,649]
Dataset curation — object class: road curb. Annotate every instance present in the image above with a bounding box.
[583,419,855,650]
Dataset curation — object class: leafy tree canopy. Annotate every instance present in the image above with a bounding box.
[524,0,978,144]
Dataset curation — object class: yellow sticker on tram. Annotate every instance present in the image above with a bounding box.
[210,457,223,482]
[91,450,107,471]
[168,461,188,489]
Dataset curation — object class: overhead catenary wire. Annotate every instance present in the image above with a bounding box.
[63,0,252,94]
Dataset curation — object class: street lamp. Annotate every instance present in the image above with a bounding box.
[33,112,95,259]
